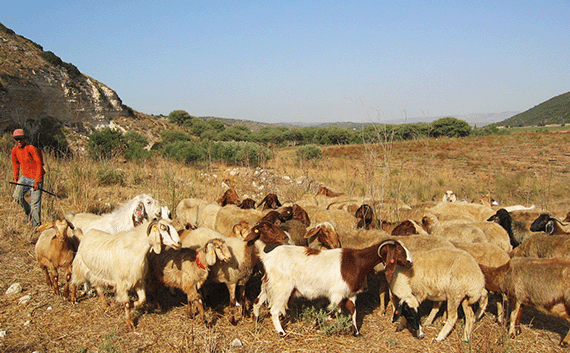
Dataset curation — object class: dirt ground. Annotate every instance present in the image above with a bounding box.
[2,219,570,352]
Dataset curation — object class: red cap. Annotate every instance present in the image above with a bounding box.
[13,129,25,138]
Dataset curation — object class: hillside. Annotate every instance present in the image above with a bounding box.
[0,23,130,149]
[498,91,570,127]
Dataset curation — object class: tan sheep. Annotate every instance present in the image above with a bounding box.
[213,204,265,236]
[450,241,511,324]
[480,257,570,347]
[391,247,488,342]
[427,201,496,222]
[175,198,221,230]
[147,238,232,323]
[422,214,512,253]
[511,233,570,258]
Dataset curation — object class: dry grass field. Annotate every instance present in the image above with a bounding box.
[1,129,570,352]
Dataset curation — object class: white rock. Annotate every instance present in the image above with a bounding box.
[5,283,22,296]
[230,338,243,347]
[0,330,7,338]
[18,294,31,305]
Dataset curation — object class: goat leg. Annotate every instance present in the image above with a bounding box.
[237,285,250,318]
[227,283,238,325]
[96,287,108,307]
[560,327,570,347]
[42,267,52,287]
[51,273,60,296]
[46,266,59,296]
[508,301,523,337]
[124,302,135,330]
[62,268,72,299]
[69,284,77,303]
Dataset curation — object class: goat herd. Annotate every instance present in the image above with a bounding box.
[34,187,570,347]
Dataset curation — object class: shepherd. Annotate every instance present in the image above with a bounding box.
[11,128,45,228]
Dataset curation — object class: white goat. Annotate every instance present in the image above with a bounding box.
[251,238,413,336]
[66,194,163,235]
[69,218,181,330]
[442,190,457,202]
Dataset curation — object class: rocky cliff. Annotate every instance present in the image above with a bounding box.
[0,23,131,150]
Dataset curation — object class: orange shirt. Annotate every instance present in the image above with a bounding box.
[12,144,45,181]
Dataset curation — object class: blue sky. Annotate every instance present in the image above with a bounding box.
[2,1,569,124]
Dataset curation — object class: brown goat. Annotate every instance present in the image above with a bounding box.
[316,186,345,197]
[304,222,341,249]
[35,219,77,298]
[257,193,282,210]
[259,211,283,225]
[391,220,427,236]
[238,198,256,209]
[355,204,375,229]
[218,188,240,207]
[280,204,311,226]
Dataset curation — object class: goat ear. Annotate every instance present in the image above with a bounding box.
[304,226,320,239]
[36,222,55,233]
[204,242,217,266]
[243,227,260,242]
[133,201,147,227]
[378,240,398,283]
[65,219,75,230]
[147,220,162,254]
[217,243,232,262]
[545,220,555,235]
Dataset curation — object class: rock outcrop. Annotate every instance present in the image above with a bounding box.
[0,23,131,149]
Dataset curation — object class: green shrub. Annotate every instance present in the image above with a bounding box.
[296,144,322,161]
[210,141,271,166]
[167,110,195,126]
[299,305,352,336]
[38,51,81,79]
[124,142,151,160]
[162,140,207,164]
[88,128,125,160]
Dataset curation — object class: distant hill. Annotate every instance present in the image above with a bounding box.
[497,91,570,127]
